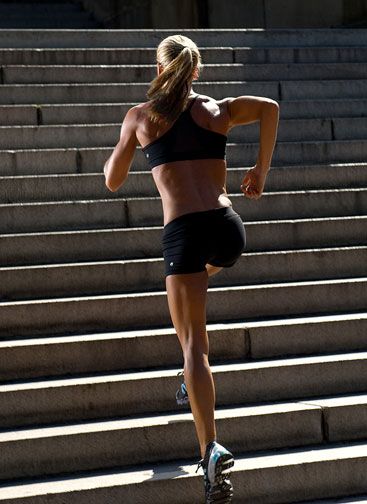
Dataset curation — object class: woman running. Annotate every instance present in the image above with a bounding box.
[104,34,279,503]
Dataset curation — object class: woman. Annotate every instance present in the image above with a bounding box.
[104,34,279,503]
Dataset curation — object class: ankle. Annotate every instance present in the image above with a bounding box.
[201,439,216,459]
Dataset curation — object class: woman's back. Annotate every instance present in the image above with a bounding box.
[135,93,233,225]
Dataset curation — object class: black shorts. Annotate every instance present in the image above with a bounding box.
[162,206,246,277]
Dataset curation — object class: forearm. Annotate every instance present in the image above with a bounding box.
[255,102,279,173]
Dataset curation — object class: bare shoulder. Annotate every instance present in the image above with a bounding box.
[120,102,152,139]
[195,93,228,115]
[124,102,148,122]
[193,93,232,133]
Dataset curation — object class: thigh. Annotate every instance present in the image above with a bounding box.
[166,271,209,356]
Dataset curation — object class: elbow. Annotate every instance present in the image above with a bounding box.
[265,99,280,113]
[105,181,118,192]
[104,173,116,192]
[105,173,127,192]
[261,100,280,122]
[105,178,120,192]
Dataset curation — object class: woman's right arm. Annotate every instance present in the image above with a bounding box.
[226,96,280,199]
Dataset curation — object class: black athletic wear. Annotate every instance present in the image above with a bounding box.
[162,206,246,277]
[142,95,227,169]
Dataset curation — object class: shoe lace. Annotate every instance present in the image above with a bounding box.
[195,459,204,474]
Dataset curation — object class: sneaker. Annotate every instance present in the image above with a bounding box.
[195,441,234,503]
[176,370,189,405]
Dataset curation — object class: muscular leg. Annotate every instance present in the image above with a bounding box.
[166,270,216,459]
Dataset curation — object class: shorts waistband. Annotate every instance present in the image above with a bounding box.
[163,205,233,231]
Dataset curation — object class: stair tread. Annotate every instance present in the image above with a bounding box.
[1,349,366,391]
[0,440,366,499]
[1,392,367,442]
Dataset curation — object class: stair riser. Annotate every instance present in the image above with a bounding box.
[0,279,366,338]
[4,63,367,85]
[0,316,366,382]
[1,29,367,48]
[0,356,366,428]
[1,249,366,303]
[2,47,367,65]
[2,141,367,176]
[3,165,367,203]
[4,117,367,149]
[0,408,322,480]
[0,327,245,381]
[1,190,366,233]
[1,80,367,105]
[1,218,365,267]
[0,81,277,106]
[0,455,366,504]
[3,100,367,126]
[0,48,233,65]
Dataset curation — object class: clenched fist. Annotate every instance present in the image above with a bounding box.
[240,165,269,200]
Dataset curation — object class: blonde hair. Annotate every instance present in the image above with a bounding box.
[147,34,201,123]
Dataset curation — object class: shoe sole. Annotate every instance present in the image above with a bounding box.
[207,452,235,503]
[214,453,234,478]
[209,450,234,482]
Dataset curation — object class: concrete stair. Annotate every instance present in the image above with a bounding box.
[0,28,366,503]
[0,1,101,29]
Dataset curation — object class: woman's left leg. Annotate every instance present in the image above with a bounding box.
[166,270,216,459]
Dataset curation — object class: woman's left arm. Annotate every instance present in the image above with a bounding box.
[104,107,138,192]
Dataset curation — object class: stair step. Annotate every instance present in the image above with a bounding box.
[1,216,365,266]
[2,46,367,65]
[1,79,367,104]
[2,116,367,148]
[0,47,233,65]
[0,350,366,427]
[1,394,367,481]
[2,98,367,126]
[0,440,366,503]
[0,313,366,381]
[0,401,321,480]
[2,140,367,175]
[0,28,367,49]
[2,164,367,201]
[3,62,367,84]
[0,247,366,302]
[1,188,366,233]
[0,277,366,338]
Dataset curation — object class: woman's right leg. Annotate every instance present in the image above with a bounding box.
[166,270,217,459]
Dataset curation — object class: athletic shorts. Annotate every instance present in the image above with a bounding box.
[161,206,246,277]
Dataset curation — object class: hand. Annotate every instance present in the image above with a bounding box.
[240,165,268,199]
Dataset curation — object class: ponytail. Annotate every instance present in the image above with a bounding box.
[147,35,201,123]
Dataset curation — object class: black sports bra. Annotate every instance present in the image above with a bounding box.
[142,95,227,169]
